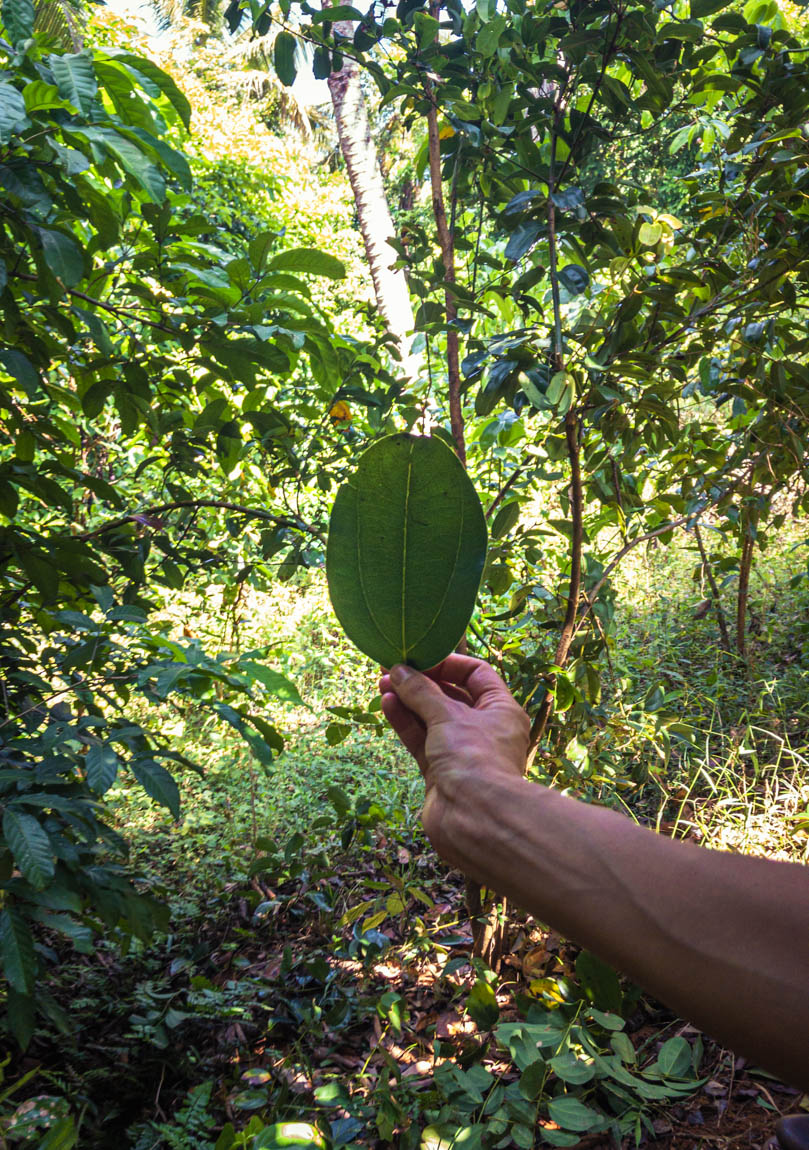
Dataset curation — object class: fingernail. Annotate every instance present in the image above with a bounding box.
[390,664,412,686]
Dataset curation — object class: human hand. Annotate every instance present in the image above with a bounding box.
[378,655,529,857]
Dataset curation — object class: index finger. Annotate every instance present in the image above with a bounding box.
[430,654,514,706]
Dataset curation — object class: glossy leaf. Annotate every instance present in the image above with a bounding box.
[274,31,298,87]
[85,745,119,794]
[466,978,500,1030]
[558,264,590,295]
[0,80,28,142]
[0,908,35,995]
[39,227,84,287]
[130,759,181,819]
[2,0,34,43]
[268,247,346,279]
[327,434,487,670]
[3,810,54,890]
[49,51,97,114]
[546,1096,604,1133]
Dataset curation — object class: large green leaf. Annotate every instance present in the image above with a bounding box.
[3,809,54,890]
[274,30,298,87]
[49,51,98,115]
[253,1122,327,1150]
[108,51,192,129]
[0,908,36,995]
[39,227,84,287]
[2,0,34,44]
[66,125,166,201]
[0,80,29,144]
[85,745,119,794]
[268,247,345,280]
[130,759,180,819]
[326,434,487,670]
[238,662,306,707]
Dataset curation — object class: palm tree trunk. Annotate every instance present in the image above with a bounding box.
[325,22,417,376]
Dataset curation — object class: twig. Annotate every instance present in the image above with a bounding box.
[529,409,582,747]
[77,500,325,544]
[424,10,465,465]
[486,465,527,520]
[737,514,756,659]
[694,522,731,653]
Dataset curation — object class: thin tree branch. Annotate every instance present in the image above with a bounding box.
[529,408,582,747]
[486,465,528,520]
[77,500,325,544]
[694,522,731,653]
[423,16,465,465]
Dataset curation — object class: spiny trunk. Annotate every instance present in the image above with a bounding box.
[326,27,417,376]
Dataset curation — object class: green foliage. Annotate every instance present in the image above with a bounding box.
[327,434,487,669]
[264,0,809,743]
[3,0,809,1142]
[0,8,398,1041]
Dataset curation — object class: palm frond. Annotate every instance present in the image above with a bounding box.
[149,0,222,31]
[33,0,84,49]
[225,29,276,69]
[220,68,331,142]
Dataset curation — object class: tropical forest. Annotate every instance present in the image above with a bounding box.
[1,0,809,1144]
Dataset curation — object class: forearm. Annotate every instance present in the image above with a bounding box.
[443,775,809,1088]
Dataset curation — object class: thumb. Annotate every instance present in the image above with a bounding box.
[389,665,453,726]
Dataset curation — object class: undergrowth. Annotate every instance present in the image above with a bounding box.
[3,529,808,1148]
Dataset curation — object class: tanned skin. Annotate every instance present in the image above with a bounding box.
[379,655,809,1090]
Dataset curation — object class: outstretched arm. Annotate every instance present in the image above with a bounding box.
[380,657,809,1090]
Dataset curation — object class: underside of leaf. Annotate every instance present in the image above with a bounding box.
[326,433,487,670]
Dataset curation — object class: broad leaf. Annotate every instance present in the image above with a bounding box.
[546,1096,604,1133]
[66,125,166,201]
[2,0,34,43]
[0,80,28,143]
[0,908,36,995]
[85,745,119,794]
[39,227,84,287]
[3,809,54,890]
[268,247,345,280]
[108,52,192,129]
[49,51,98,114]
[0,348,38,393]
[238,662,306,707]
[558,264,590,295]
[274,31,298,88]
[327,434,487,670]
[505,220,542,262]
[575,949,623,1013]
[130,759,180,819]
[254,1123,327,1150]
[466,978,499,1030]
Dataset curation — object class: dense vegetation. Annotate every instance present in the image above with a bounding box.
[1,0,808,1145]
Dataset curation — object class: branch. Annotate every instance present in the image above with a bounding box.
[547,99,564,374]
[486,465,528,520]
[424,12,465,466]
[529,408,582,747]
[575,514,696,634]
[12,272,179,336]
[77,500,326,544]
[694,522,731,653]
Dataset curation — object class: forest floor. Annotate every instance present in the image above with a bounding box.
[5,530,809,1148]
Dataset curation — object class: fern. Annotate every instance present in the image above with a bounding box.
[131,1082,218,1150]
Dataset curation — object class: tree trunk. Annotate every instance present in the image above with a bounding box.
[737,511,757,659]
[325,26,417,376]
